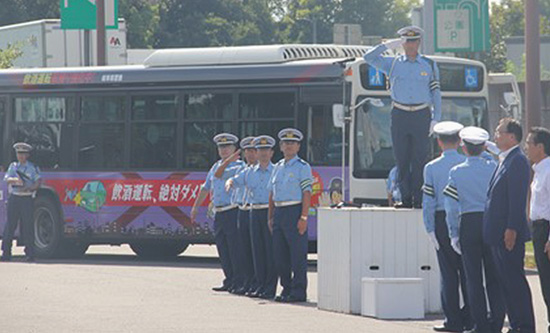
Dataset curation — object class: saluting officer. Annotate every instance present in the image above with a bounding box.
[443,127,505,333]
[1,143,41,262]
[191,133,245,292]
[224,136,257,295]
[422,122,472,333]
[228,135,278,299]
[364,25,441,208]
[268,128,313,303]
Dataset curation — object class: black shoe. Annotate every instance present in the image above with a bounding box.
[212,285,230,292]
[249,289,263,298]
[0,255,12,262]
[284,295,306,303]
[233,287,247,296]
[274,295,287,302]
[259,293,275,300]
[432,324,463,332]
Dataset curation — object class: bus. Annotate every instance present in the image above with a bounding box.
[0,45,519,258]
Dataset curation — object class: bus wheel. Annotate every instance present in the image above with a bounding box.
[33,196,63,259]
[130,241,189,259]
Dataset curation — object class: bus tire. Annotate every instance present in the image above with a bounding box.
[33,195,64,259]
[130,241,189,259]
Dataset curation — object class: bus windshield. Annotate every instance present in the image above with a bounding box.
[353,96,488,179]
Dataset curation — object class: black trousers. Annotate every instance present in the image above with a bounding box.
[237,208,255,290]
[434,211,471,330]
[2,195,35,257]
[250,208,277,296]
[533,219,550,325]
[213,207,240,288]
[391,107,430,205]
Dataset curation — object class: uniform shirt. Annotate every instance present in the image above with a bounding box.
[529,157,550,242]
[443,156,497,239]
[203,159,245,207]
[233,162,274,205]
[231,163,254,206]
[268,156,313,202]
[422,149,466,233]
[363,44,442,121]
[386,166,402,203]
[4,161,41,196]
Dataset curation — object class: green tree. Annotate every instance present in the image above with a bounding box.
[0,43,24,69]
[119,0,159,48]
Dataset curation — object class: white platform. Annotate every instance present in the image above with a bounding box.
[317,207,441,315]
[361,277,424,319]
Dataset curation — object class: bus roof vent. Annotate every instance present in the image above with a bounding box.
[144,44,370,67]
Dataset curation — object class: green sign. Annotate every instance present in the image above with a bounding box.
[61,0,118,30]
[434,0,490,53]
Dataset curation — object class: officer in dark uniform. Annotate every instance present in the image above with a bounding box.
[268,128,313,303]
[1,142,41,262]
[444,127,505,333]
[422,122,471,332]
[191,133,245,292]
[364,26,441,208]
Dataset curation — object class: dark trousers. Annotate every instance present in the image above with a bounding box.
[491,238,536,332]
[273,204,308,299]
[460,212,505,333]
[2,195,35,257]
[434,211,472,330]
[533,219,550,325]
[214,207,240,288]
[237,208,255,290]
[250,208,277,296]
[391,107,430,205]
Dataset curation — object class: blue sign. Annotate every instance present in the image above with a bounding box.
[464,67,478,89]
[368,66,385,87]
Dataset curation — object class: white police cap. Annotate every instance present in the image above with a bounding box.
[278,128,303,142]
[433,121,464,136]
[240,136,256,149]
[459,126,489,145]
[13,142,32,153]
[397,25,424,40]
[253,135,275,149]
[213,133,239,146]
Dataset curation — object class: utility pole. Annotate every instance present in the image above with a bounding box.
[525,0,541,128]
[96,0,106,66]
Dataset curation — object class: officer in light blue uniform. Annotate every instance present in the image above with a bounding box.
[364,25,441,208]
[443,127,505,333]
[2,142,41,262]
[268,128,313,303]
[191,133,245,292]
[230,135,278,299]
[228,136,257,295]
[422,122,472,332]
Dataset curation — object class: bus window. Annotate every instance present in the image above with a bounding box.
[183,93,234,169]
[13,97,75,170]
[79,96,125,169]
[131,95,178,169]
[306,105,342,166]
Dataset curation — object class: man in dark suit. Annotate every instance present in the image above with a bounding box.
[484,118,535,333]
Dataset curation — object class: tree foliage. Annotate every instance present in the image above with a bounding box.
[0,43,24,69]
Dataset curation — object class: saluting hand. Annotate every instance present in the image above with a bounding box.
[227,149,241,163]
[544,241,550,262]
[504,228,517,251]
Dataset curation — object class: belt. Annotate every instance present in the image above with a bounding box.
[239,204,251,211]
[393,102,429,112]
[11,192,33,197]
[274,200,301,208]
[214,204,237,213]
[251,204,269,210]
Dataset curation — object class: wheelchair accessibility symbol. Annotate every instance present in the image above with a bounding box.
[465,67,478,88]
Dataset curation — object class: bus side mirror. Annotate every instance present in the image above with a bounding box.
[333,104,344,128]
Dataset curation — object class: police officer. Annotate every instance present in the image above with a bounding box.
[191,133,245,292]
[268,128,312,303]
[443,127,505,333]
[422,122,472,332]
[364,26,441,208]
[1,143,41,262]
[225,136,257,295]
[228,135,278,299]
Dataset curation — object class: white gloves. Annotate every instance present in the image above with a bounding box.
[451,237,461,255]
[224,179,234,192]
[428,232,440,251]
[383,38,405,50]
[429,120,438,136]
[485,141,500,155]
